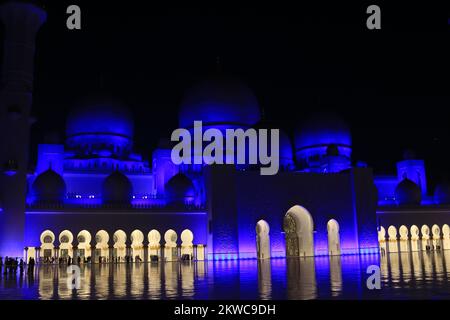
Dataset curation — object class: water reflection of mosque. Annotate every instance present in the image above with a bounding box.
[36,261,207,300]
[10,250,450,299]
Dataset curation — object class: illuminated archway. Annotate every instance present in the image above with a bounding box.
[432,224,441,250]
[421,225,431,251]
[113,230,127,261]
[77,230,92,261]
[327,219,340,256]
[399,225,409,252]
[40,230,56,261]
[181,229,194,260]
[148,229,161,261]
[283,205,314,257]
[164,229,178,262]
[387,226,398,253]
[256,220,270,259]
[131,229,144,262]
[410,225,420,251]
[442,224,450,250]
[59,230,74,259]
[95,230,110,263]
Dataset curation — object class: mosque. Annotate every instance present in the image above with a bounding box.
[0,1,449,264]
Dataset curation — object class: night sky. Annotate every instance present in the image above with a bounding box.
[3,2,450,188]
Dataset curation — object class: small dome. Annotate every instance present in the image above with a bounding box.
[179,76,261,130]
[434,183,450,204]
[32,169,66,202]
[102,171,133,205]
[395,178,422,206]
[294,112,351,157]
[165,173,195,205]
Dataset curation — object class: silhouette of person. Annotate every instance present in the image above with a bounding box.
[19,259,24,275]
[3,256,8,274]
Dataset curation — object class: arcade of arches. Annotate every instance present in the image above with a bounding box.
[378,223,450,254]
[28,204,351,263]
[27,228,203,264]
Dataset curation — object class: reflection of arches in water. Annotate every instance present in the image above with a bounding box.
[164,229,178,262]
[130,262,144,296]
[327,219,340,256]
[422,248,433,275]
[433,250,445,281]
[257,259,272,300]
[399,225,409,252]
[378,226,387,255]
[379,249,389,279]
[256,220,270,259]
[387,226,398,253]
[421,225,431,251]
[387,249,400,281]
[443,246,450,276]
[195,261,207,279]
[77,230,92,260]
[283,205,314,257]
[113,230,127,260]
[410,225,420,252]
[442,224,450,250]
[148,261,162,299]
[180,259,194,297]
[40,230,56,259]
[59,230,74,258]
[95,230,110,262]
[131,230,144,261]
[38,265,57,299]
[411,251,423,280]
[148,229,161,259]
[181,229,194,259]
[164,261,179,297]
[432,225,442,250]
[329,256,342,297]
[286,258,317,300]
[399,252,411,276]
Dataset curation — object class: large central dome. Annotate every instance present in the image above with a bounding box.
[66,98,134,155]
[179,76,261,130]
[67,99,134,139]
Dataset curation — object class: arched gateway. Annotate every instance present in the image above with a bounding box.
[283,205,314,257]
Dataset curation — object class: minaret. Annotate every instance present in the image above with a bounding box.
[0,1,46,257]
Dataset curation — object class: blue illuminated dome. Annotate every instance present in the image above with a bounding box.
[179,76,261,130]
[395,178,422,206]
[165,173,195,205]
[102,171,133,205]
[434,183,450,205]
[32,169,66,202]
[66,98,134,155]
[295,112,351,152]
[294,112,352,167]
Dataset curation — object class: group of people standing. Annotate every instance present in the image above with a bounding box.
[0,256,35,276]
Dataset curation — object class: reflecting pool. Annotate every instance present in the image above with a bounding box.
[1,250,450,299]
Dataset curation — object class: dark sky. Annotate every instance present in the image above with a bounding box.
[4,2,450,187]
